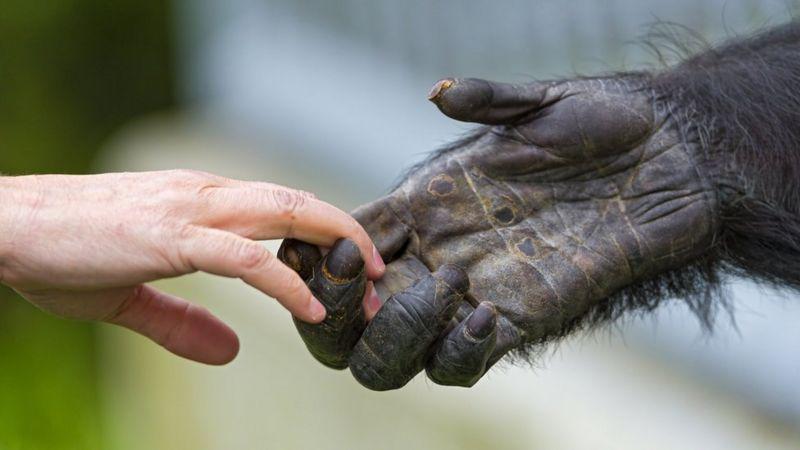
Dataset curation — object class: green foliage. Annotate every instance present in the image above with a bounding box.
[0,0,175,174]
[0,0,175,448]
[0,288,103,450]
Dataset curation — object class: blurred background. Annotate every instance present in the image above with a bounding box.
[1,1,799,449]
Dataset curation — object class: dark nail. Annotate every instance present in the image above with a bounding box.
[323,238,364,282]
[466,302,497,339]
[427,78,454,102]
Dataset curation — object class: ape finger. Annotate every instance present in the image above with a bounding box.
[426,302,497,387]
[293,238,367,369]
[373,254,433,301]
[427,77,549,125]
[348,265,469,391]
[277,239,322,281]
[351,195,412,263]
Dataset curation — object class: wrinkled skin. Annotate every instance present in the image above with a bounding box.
[280,74,718,390]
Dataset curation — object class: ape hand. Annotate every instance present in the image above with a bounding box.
[280,74,717,389]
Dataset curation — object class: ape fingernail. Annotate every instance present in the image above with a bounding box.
[428,78,454,101]
[466,302,497,339]
[323,239,364,281]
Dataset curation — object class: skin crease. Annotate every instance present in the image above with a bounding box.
[0,170,384,365]
[282,74,718,390]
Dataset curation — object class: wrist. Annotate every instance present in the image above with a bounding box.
[649,21,800,287]
[0,175,40,281]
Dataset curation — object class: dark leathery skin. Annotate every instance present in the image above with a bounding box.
[284,74,717,389]
[348,265,469,390]
[282,238,367,370]
[277,239,321,281]
[425,302,498,387]
[354,75,716,387]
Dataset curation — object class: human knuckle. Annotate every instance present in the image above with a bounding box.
[195,182,224,208]
[269,189,307,217]
[157,169,208,202]
[171,169,222,192]
[176,223,198,241]
[235,241,271,271]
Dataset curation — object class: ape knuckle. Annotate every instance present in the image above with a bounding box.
[349,349,402,391]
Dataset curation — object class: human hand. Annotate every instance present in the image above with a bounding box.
[0,170,384,364]
[281,75,716,389]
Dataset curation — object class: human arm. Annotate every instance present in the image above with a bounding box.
[0,170,384,364]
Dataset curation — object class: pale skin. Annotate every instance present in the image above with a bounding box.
[0,169,385,365]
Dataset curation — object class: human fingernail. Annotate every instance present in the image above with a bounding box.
[372,246,385,273]
[308,297,327,322]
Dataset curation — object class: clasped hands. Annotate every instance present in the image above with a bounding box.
[0,73,712,388]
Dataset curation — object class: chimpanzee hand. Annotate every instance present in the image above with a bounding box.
[280,74,717,390]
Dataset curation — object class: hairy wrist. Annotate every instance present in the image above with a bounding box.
[650,21,800,288]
